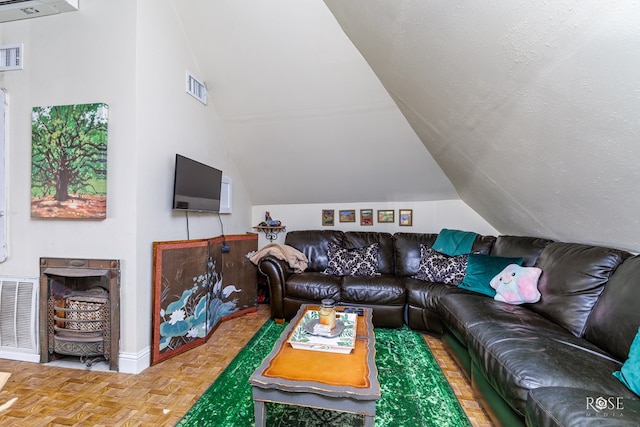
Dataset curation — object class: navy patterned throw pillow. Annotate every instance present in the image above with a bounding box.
[414,245,469,285]
[324,242,380,276]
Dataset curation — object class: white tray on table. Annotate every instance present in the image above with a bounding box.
[287,310,357,354]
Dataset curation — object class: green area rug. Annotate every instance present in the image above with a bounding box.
[177,321,470,427]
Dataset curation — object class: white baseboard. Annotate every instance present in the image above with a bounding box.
[0,348,152,374]
[0,349,40,363]
[118,346,151,374]
[0,347,151,374]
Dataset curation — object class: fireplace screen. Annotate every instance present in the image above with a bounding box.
[40,258,120,371]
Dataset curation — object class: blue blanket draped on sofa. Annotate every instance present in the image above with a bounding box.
[432,228,478,256]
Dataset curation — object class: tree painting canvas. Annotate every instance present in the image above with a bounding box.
[31,103,109,219]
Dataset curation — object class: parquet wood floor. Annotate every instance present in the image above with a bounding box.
[423,335,494,427]
[0,305,492,426]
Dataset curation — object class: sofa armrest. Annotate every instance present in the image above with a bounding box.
[258,255,296,320]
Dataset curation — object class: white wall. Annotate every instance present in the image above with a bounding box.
[252,200,498,247]
[0,0,138,276]
[0,0,139,368]
[130,0,254,372]
[0,0,253,373]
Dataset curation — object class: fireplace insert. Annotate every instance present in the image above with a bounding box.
[39,257,120,371]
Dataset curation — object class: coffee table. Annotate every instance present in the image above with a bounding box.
[249,304,380,426]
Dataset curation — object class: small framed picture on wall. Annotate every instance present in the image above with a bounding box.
[360,209,374,226]
[322,209,335,226]
[377,210,394,223]
[339,209,356,223]
[399,209,413,226]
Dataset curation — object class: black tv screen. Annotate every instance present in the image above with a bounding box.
[172,154,222,213]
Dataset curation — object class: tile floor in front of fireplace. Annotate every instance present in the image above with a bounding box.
[0,304,492,426]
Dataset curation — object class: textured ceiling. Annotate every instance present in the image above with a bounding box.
[324,0,640,251]
[172,0,457,205]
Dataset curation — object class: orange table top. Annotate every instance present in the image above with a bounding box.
[250,305,380,399]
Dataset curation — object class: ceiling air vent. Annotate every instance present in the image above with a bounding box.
[186,71,208,105]
[0,44,23,71]
[0,0,79,23]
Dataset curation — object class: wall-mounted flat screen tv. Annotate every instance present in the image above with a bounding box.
[172,154,222,213]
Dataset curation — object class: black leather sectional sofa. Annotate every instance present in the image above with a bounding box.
[257,229,640,426]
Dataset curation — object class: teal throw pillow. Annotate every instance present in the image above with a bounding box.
[613,326,640,397]
[459,254,524,297]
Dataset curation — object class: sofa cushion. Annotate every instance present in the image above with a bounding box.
[345,231,394,275]
[471,234,498,255]
[530,242,629,337]
[584,255,640,362]
[437,292,626,412]
[285,230,345,272]
[489,235,553,267]
[285,272,341,302]
[393,232,439,277]
[439,293,569,347]
[405,278,477,333]
[614,327,640,397]
[414,246,469,286]
[393,232,495,278]
[465,320,635,415]
[458,254,523,297]
[341,275,405,305]
[324,242,380,276]
[405,278,475,312]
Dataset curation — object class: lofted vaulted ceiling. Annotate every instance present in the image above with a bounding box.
[172,0,457,206]
[175,1,640,251]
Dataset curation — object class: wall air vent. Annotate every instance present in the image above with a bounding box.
[186,71,208,105]
[0,43,23,71]
[0,0,79,23]
[0,277,39,362]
